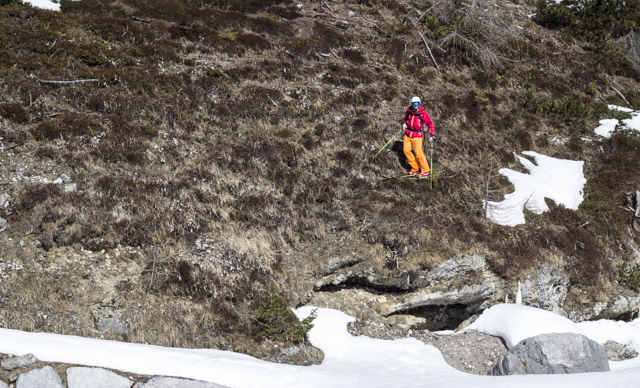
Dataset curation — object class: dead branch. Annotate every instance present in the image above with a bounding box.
[418,31,439,69]
[404,15,416,26]
[4,142,25,151]
[133,16,153,23]
[266,94,279,107]
[496,56,527,63]
[37,78,99,84]
[611,86,630,106]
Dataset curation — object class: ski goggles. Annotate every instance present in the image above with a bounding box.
[412,102,420,106]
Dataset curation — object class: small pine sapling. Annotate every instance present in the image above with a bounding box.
[251,283,317,343]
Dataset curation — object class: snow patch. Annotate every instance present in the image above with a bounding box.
[24,0,61,11]
[594,105,640,138]
[484,151,586,226]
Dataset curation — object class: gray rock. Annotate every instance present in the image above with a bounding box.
[0,193,9,208]
[64,183,77,193]
[91,303,128,334]
[604,341,638,361]
[67,367,133,388]
[489,333,609,375]
[568,294,640,322]
[97,317,128,334]
[320,256,364,276]
[0,379,8,387]
[16,366,64,388]
[521,264,569,315]
[60,174,71,184]
[0,218,6,230]
[2,354,38,371]
[134,377,229,388]
[9,370,20,382]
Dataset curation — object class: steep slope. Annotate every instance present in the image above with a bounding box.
[0,0,640,362]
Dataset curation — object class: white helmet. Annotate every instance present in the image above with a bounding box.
[410,96,421,105]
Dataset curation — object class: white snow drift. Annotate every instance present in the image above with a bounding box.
[484,151,586,226]
[1,306,640,387]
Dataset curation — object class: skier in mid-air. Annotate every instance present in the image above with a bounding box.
[401,96,435,179]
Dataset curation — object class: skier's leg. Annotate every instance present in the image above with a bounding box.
[413,137,429,173]
[403,135,419,170]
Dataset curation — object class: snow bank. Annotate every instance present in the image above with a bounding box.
[578,318,640,370]
[463,304,585,349]
[484,151,586,226]
[23,0,60,11]
[1,306,640,387]
[465,303,640,372]
[594,105,640,138]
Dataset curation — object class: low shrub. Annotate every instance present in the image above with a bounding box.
[535,0,575,28]
[32,113,97,140]
[219,28,236,41]
[286,37,330,58]
[342,49,365,64]
[16,183,63,212]
[237,33,271,50]
[265,5,301,19]
[1,0,23,6]
[313,21,347,47]
[0,103,29,123]
[524,90,606,122]
[619,262,640,290]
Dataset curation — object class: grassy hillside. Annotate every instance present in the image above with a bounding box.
[0,0,640,356]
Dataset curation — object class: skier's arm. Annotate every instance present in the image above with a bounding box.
[422,110,435,136]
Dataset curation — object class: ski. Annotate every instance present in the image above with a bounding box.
[382,168,446,181]
[382,174,421,180]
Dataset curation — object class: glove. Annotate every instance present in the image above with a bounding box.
[430,135,436,142]
[402,123,407,130]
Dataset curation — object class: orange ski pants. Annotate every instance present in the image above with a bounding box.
[403,136,430,173]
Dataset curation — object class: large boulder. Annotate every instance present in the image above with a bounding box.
[16,366,64,388]
[489,332,609,375]
[66,367,133,388]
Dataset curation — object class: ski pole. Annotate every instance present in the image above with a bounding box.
[374,128,403,158]
[430,139,434,190]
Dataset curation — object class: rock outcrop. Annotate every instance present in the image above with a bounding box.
[489,333,609,375]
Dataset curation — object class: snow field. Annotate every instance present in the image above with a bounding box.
[1,305,640,387]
